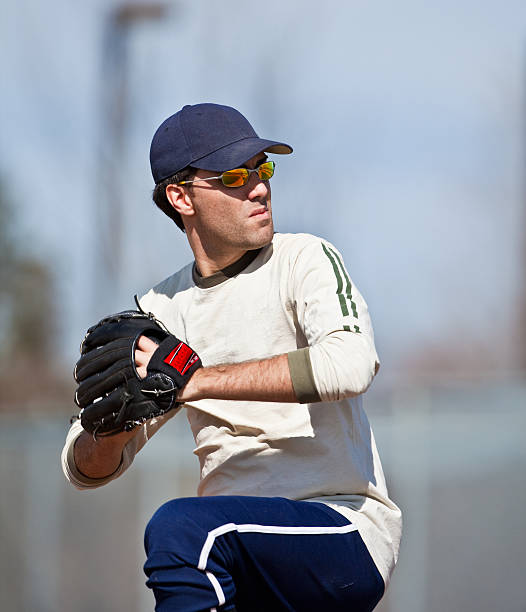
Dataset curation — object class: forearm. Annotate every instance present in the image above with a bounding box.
[73,428,139,480]
[178,353,297,403]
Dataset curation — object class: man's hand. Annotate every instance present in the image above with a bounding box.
[135,335,160,379]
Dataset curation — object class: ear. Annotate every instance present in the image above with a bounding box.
[166,184,195,219]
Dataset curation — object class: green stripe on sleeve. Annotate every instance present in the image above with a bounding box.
[338,294,349,316]
[321,243,349,317]
[321,242,360,331]
[329,247,352,299]
[328,246,359,321]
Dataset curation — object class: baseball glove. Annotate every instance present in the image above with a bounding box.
[73,309,202,438]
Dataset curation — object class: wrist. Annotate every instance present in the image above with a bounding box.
[177,367,204,403]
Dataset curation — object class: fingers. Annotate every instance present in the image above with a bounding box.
[81,317,168,354]
[81,319,143,353]
[135,335,159,379]
[75,359,134,407]
[75,337,131,381]
[137,335,160,352]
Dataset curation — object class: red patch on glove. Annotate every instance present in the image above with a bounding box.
[164,343,200,375]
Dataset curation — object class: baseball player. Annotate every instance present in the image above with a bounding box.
[62,103,402,612]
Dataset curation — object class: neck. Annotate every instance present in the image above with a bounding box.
[194,249,249,277]
[185,229,248,277]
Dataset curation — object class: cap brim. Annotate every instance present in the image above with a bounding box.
[191,137,293,172]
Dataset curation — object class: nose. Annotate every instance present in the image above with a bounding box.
[247,173,270,200]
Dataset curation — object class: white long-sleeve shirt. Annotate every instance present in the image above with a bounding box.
[62,232,401,585]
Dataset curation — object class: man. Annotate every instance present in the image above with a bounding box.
[62,103,402,611]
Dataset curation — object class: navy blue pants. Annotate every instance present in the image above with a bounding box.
[144,496,384,612]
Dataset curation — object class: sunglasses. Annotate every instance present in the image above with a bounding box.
[178,160,275,188]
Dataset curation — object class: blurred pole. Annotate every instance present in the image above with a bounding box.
[95,2,167,312]
[521,49,526,374]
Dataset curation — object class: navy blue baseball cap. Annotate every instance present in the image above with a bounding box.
[150,103,293,183]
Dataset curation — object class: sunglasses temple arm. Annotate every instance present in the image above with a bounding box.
[178,175,223,185]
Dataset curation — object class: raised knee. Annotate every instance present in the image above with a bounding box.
[145,498,196,548]
[145,496,219,555]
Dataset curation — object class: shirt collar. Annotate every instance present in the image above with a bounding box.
[192,248,263,288]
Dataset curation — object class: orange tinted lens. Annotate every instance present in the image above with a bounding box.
[258,161,275,181]
[221,169,248,187]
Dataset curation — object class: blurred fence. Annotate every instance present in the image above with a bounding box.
[1,381,525,612]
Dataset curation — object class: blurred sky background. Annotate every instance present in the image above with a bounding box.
[2,3,526,611]
[2,0,526,387]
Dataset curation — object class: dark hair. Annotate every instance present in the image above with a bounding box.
[152,167,196,232]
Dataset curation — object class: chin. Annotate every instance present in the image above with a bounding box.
[232,219,274,250]
[253,225,274,248]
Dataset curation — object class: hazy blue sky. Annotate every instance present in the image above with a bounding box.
[2,0,526,382]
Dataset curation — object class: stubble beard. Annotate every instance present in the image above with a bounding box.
[239,213,274,250]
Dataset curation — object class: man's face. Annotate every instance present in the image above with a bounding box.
[185,153,274,256]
